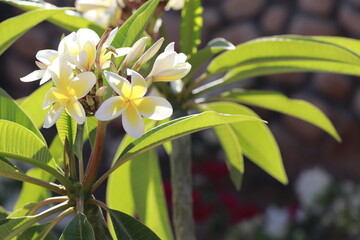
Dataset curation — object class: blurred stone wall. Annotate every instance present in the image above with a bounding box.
[1,0,360,186]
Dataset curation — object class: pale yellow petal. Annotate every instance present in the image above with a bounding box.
[65,99,86,124]
[134,96,173,120]
[50,57,73,90]
[44,87,68,109]
[128,69,147,98]
[122,102,144,138]
[95,96,127,121]
[69,72,96,99]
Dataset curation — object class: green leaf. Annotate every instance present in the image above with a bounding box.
[114,111,263,170]
[0,120,66,184]
[221,89,340,141]
[0,217,28,239]
[206,35,360,76]
[313,36,360,55]
[186,38,235,80]
[14,168,51,211]
[84,117,98,150]
[18,82,52,129]
[0,156,27,181]
[49,135,64,168]
[0,7,70,55]
[211,124,244,190]
[0,88,45,143]
[112,0,160,49]
[4,0,104,35]
[109,209,161,240]
[17,223,56,240]
[107,150,173,240]
[201,102,287,185]
[56,111,77,145]
[180,0,203,55]
[59,213,95,240]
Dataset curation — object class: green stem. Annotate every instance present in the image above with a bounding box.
[83,121,107,193]
[4,202,72,240]
[75,124,85,183]
[0,173,66,195]
[86,199,109,212]
[170,110,196,240]
[28,196,69,215]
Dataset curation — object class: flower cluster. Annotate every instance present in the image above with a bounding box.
[21,28,191,138]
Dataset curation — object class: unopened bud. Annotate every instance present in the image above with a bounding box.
[86,95,95,106]
[110,62,117,73]
[96,86,108,97]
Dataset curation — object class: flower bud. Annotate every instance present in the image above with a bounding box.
[86,95,95,106]
[96,86,108,97]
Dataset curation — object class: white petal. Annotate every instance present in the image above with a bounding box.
[95,96,127,121]
[115,47,131,57]
[104,71,132,98]
[44,87,67,109]
[153,64,191,82]
[36,49,58,66]
[127,69,147,98]
[104,27,118,46]
[20,70,45,82]
[43,102,64,128]
[165,42,175,52]
[65,99,86,124]
[70,72,96,99]
[177,53,187,63]
[50,57,73,90]
[122,102,144,138]
[134,96,173,120]
[149,51,177,75]
[39,69,52,85]
[77,28,100,47]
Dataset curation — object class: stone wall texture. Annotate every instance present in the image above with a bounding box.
[2,0,360,209]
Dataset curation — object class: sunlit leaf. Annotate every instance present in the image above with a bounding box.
[0,88,45,143]
[112,0,160,49]
[14,168,51,211]
[180,0,203,55]
[4,0,104,35]
[17,223,56,240]
[56,111,77,145]
[84,117,98,150]
[0,7,70,55]
[201,102,287,185]
[59,213,95,240]
[107,150,173,240]
[113,111,263,171]
[207,35,360,76]
[220,89,340,141]
[109,209,161,240]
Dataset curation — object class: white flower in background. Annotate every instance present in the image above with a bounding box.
[147,42,191,82]
[75,0,124,27]
[295,167,331,208]
[165,0,185,10]
[20,49,60,85]
[263,205,289,239]
[61,28,129,71]
[43,57,96,128]
[95,70,173,138]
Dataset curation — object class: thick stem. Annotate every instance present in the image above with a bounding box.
[170,110,196,240]
[83,121,107,192]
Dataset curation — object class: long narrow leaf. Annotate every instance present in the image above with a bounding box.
[0,7,70,55]
[207,35,360,76]
[220,90,340,141]
[201,102,287,184]
[180,0,203,55]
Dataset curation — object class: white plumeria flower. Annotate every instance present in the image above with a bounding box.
[62,28,129,71]
[43,57,96,128]
[95,70,173,138]
[165,0,185,11]
[75,0,124,27]
[20,49,60,85]
[147,42,191,82]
